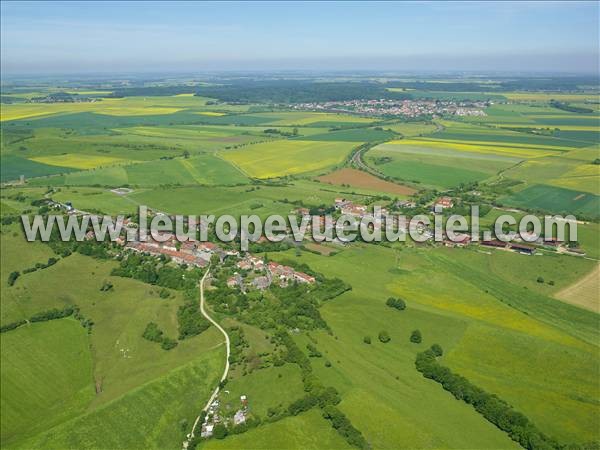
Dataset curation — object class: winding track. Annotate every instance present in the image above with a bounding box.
[189,267,231,440]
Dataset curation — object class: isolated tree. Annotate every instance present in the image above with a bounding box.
[410,330,422,344]
[182,150,190,159]
[363,336,371,344]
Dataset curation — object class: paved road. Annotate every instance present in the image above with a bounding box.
[189,267,231,440]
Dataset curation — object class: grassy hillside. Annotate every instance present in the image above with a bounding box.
[269,244,599,445]
[1,319,95,447]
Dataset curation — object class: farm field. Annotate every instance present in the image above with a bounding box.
[317,168,416,195]
[29,154,249,188]
[367,140,516,188]
[220,140,357,178]
[501,184,600,219]
[385,122,439,137]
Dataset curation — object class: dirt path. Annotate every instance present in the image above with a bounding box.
[188,267,231,440]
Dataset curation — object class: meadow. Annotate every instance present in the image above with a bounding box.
[0,229,226,448]
[268,244,599,446]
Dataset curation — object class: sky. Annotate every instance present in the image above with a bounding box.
[1,1,599,75]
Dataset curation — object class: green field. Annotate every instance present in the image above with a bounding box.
[201,409,353,450]
[501,184,600,218]
[267,244,599,446]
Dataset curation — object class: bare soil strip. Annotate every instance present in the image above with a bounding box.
[318,168,416,196]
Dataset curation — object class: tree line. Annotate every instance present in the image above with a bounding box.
[413,346,587,450]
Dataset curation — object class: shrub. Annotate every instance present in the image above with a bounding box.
[7,271,20,286]
[213,423,228,439]
[378,331,391,343]
[307,343,322,358]
[142,322,164,342]
[100,281,114,292]
[161,337,178,350]
[410,330,422,343]
[386,297,406,310]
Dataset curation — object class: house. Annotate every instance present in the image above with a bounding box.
[233,410,246,425]
[341,202,368,217]
[295,207,310,217]
[198,242,219,253]
[395,200,416,209]
[293,272,316,284]
[433,196,454,210]
[237,259,253,271]
[334,198,351,209]
[200,423,214,438]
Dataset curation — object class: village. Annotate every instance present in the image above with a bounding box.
[290,98,488,118]
[55,189,587,276]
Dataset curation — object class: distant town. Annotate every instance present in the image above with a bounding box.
[290,99,488,118]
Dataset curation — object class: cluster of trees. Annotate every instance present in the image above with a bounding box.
[30,306,76,323]
[415,346,562,450]
[248,240,294,253]
[22,257,59,275]
[177,290,210,340]
[227,326,249,365]
[549,100,593,114]
[1,305,93,334]
[386,297,406,310]
[111,253,203,290]
[306,343,322,358]
[263,128,299,137]
[211,330,367,448]
[277,331,367,446]
[193,79,411,104]
[206,278,333,332]
[142,322,178,350]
